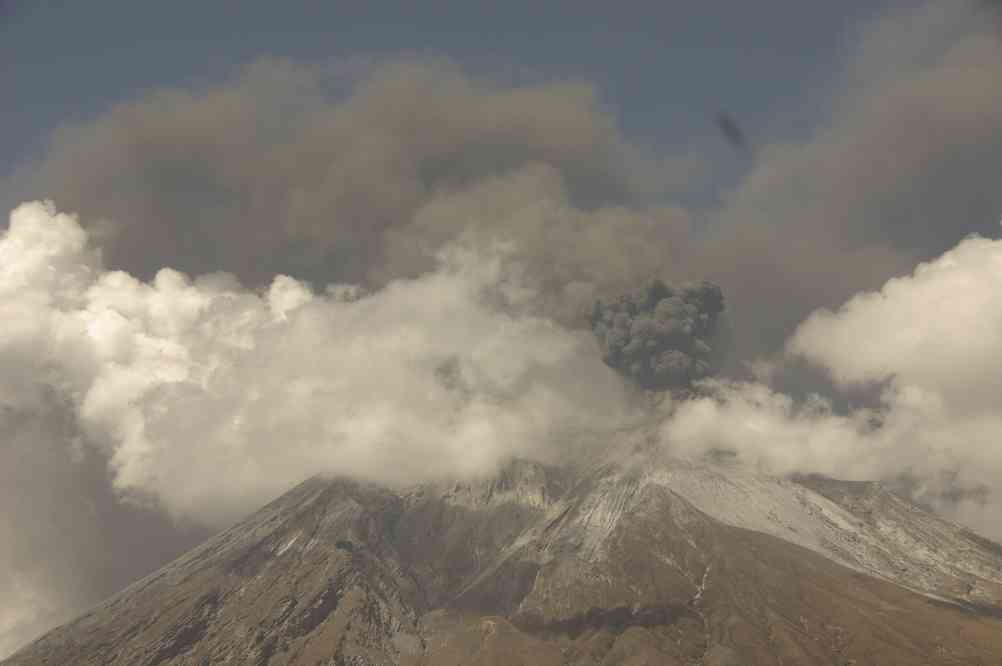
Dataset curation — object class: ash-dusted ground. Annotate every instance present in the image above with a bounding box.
[7,449,1002,665]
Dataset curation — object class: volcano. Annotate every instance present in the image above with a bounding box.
[6,441,1002,666]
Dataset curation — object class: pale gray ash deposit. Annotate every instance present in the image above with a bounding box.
[590,280,725,390]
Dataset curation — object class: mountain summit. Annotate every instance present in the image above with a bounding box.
[6,445,1002,665]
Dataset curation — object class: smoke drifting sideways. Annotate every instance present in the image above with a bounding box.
[663,232,1002,541]
[5,59,694,295]
[590,280,725,390]
[6,11,1002,364]
[0,201,638,656]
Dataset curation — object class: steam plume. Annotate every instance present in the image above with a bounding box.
[665,233,1002,541]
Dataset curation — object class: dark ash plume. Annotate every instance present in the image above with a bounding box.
[590,279,724,390]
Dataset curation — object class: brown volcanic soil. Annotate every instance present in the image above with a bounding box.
[5,460,1002,665]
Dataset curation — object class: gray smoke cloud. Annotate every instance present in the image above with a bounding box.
[7,58,682,293]
[693,1,1002,358]
[590,279,725,390]
[5,4,1000,362]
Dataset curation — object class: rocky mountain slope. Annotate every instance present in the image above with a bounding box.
[6,449,1002,665]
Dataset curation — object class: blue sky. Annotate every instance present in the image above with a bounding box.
[2,1,885,175]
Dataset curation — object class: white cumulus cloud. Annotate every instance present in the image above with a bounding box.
[0,201,636,656]
[664,234,1002,540]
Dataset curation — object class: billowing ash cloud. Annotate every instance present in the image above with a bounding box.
[0,58,691,659]
[692,2,1002,358]
[0,201,640,654]
[7,59,690,296]
[5,7,999,365]
[0,58,705,344]
[0,202,635,521]
[590,279,724,390]
[664,233,1002,541]
[5,4,1001,362]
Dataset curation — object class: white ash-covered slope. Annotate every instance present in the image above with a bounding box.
[642,456,1002,609]
[6,454,1002,665]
